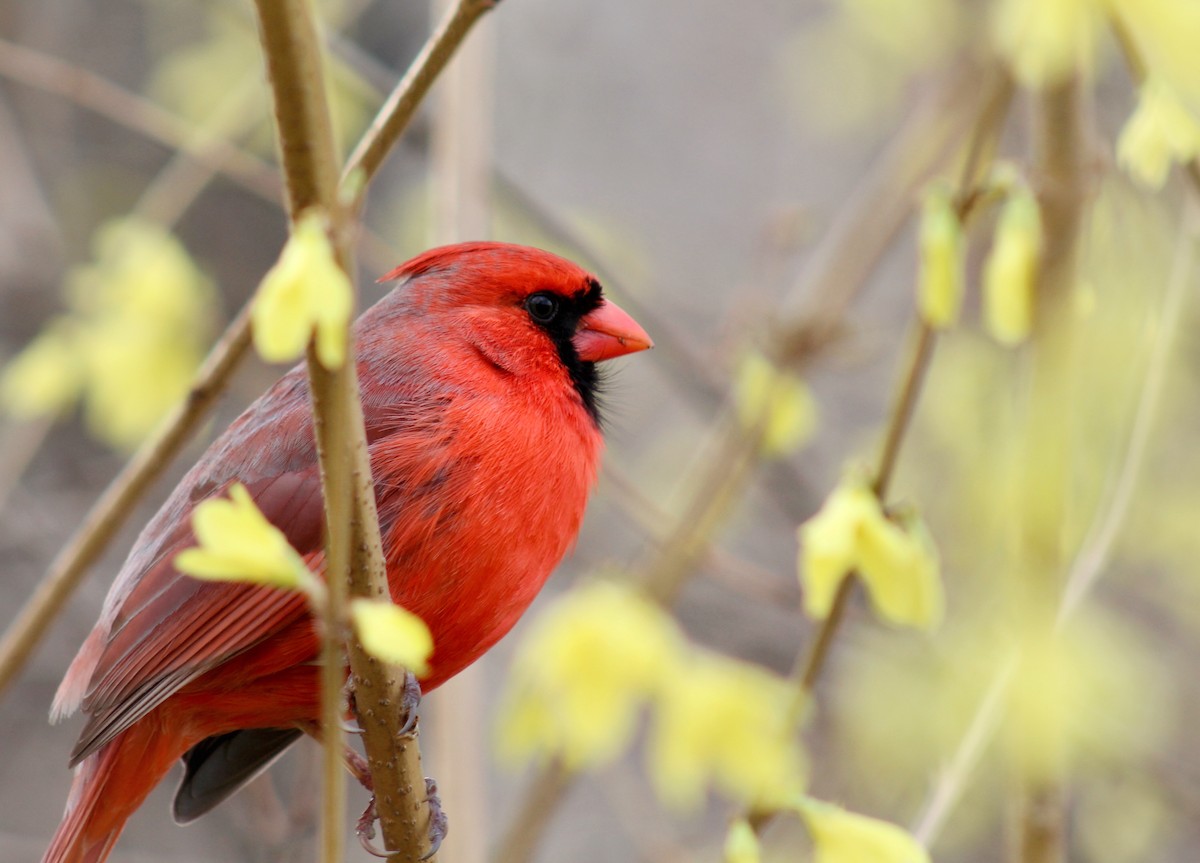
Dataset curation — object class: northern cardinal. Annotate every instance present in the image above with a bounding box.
[43,241,652,863]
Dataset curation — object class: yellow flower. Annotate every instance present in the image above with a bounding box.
[648,651,804,811]
[0,321,84,418]
[1117,76,1200,189]
[991,0,1105,88]
[496,580,682,770]
[1111,0,1200,115]
[0,218,214,450]
[1004,612,1171,784]
[350,599,433,676]
[175,483,318,595]
[799,798,930,863]
[735,351,817,457]
[799,480,943,631]
[983,188,1043,346]
[252,211,353,370]
[916,187,964,330]
[724,818,761,863]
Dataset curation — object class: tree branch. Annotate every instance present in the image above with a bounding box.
[0,304,254,698]
[341,0,497,202]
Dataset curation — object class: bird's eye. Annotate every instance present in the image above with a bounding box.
[525,292,559,323]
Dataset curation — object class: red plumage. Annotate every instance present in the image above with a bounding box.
[43,242,651,863]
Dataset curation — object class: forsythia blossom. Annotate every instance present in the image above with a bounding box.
[799,798,931,863]
[799,479,943,631]
[723,818,762,863]
[252,211,353,370]
[983,188,1043,346]
[0,218,213,450]
[648,651,804,811]
[735,351,817,457]
[1005,613,1171,784]
[175,483,317,594]
[497,581,682,770]
[350,599,433,676]
[1117,77,1200,189]
[991,0,1104,88]
[0,321,84,418]
[1110,0,1200,115]
[917,187,964,330]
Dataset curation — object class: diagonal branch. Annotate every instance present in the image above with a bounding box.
[341,0,497,202]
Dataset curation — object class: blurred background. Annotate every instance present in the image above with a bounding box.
[2,0,1199,861]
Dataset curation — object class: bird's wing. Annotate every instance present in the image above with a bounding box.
[67,469,324,764]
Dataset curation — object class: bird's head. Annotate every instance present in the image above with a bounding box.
[378,242,652,421]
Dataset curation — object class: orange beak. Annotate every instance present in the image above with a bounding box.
[573,299,654,362]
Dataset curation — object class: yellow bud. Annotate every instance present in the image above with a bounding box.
[0,321,84,419]
[497,580,682,770]
[723,819,761,863]
[917,188,964,330]
[252,211,353,370]
[175,483,317,594]
[799,798,930,863]
[1117,76,1200,189]
[649,651,804,811]
[350,599,433,676]
[991,0,1104,88]
[799,480,943,631]
[735,352,818,457]
[1110,0,1200,116]
[983,189,1042,346]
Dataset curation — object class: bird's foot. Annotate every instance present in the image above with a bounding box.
[355,779,448,860]
[398,670,422,736]
[344,746,373,791]
[424,778,449,858]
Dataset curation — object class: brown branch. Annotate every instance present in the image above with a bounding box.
[0,304,254,698]
[341,0,497,202]
[249,1,450,862]
[0,37,281,205]
[248,3,355,860]
[787,70,1014,705]
[1009,74,1090,863]
[255,0,505,859]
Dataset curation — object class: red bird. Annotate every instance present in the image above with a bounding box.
[43,242,652,863]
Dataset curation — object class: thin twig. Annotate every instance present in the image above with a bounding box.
[493,760,573,863]
[341,0,497,202]
[910,657,1017,846]
[0,37,281,204]
[0,416,54,516]
[0,304,254,698]
[774,60,999,359]
[788,71,1015,708]
[1010,74,1090,863]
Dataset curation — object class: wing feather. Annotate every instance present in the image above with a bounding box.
[68,470,324,764]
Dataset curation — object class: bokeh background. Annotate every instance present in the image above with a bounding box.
[2,1,1200,861]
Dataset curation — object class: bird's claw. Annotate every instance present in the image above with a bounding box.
[398,670,422,736]
[354,779,448,860]
[356,796,391,858]
[422,777,448,860]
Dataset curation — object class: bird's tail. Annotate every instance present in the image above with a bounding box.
[43,713,182,863]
